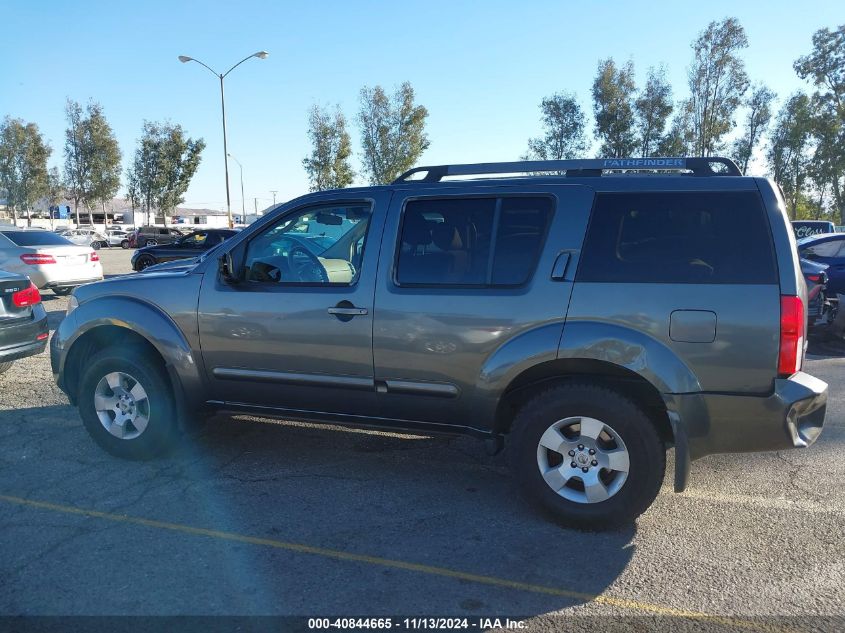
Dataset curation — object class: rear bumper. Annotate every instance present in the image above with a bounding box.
[665,371,828,491]
[43,277,103,289]
[0,305,49,363]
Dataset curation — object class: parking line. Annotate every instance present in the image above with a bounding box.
[0,493,789,632]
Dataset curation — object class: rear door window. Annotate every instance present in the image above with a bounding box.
[577,192,777,284]
[396,196,553,287]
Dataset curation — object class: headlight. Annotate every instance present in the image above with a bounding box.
[66,294,79,316]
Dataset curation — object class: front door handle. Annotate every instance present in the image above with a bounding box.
[328,307,368,316]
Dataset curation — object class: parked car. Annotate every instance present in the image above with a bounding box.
[0,268,49,375]
[135,226,185,248]
[0,229,103,296]
[131,229,238,271]
[801,258,834,329]
[792,220,835,239]
[104,229,131,248]
[52,156,827,530]
[797,233,845,296]
[58,228,109,250]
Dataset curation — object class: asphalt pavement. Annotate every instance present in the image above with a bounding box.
[0,248,843,631]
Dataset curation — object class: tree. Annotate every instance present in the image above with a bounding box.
[63,100,88,226]
[592,58,638,157]
[302,104,354,191]
[730,84,775,174]
[657,100,695,156]
[687,18,750,156]
[63,99,122,226]
[46,166,64,229]
[767,93,813,219]
[85,102,122,226]
[523,93,588,161]
[358,82,429,185]
[0,117,51,226]
[794,25,845,223]
[128,121,205,225]
[634,67,673,157]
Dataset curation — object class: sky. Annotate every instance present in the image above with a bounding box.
[1,0,841,213]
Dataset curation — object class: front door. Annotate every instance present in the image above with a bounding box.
[198,192,389,417]
[372,185,595,430]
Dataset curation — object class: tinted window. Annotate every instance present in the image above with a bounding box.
[578,192,777,284]
[397,196,552,287]
[1,231,73,247]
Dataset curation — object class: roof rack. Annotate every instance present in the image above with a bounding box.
[392,156,742,184]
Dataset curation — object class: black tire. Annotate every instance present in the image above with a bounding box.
[0,361,13,375]
[509,382,665,531]
[121,240,130,249]
[91,241,101,250]
[52,287,74,296]
[77,347,180,459]
[134,255,156,271]
[146,239,157,246]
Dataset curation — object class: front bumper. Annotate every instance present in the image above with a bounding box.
[0,305,49,363]
[664,371,828,491]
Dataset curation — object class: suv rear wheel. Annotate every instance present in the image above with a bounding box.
[510,383,665,530]
[77,347,180,459]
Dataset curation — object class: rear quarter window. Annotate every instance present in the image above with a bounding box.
[577,191,777,284]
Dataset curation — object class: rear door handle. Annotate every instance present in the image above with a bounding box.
[327,307,368,316]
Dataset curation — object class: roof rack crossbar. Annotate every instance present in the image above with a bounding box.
[392,156,742,183]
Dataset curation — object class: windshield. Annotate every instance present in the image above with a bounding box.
[1,231,74,246]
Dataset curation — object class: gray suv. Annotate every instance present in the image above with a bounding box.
[51,157,828,529]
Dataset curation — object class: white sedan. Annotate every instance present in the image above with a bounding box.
[0,229,103,296]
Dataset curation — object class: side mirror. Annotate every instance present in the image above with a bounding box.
[218,251,241,284]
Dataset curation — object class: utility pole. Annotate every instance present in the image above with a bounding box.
[254,197,258,214]
[270,190,277,206]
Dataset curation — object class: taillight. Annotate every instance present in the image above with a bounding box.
[778,296,804,377]
[11,282,41,308]
[20,253,56,265]
[806,274,822,284]
[89,251,100,262]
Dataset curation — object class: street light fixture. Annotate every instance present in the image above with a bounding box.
[178,51,268,228]
[227,153,246,223]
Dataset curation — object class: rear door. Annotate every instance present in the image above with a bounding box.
[372,185,594,429]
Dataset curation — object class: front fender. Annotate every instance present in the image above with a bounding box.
[53,295,204,411]
[558,321,701,394]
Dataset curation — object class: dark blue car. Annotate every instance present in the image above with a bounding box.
[797,233,845,295]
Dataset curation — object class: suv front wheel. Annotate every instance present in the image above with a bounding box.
[78,347,180,459]
[510,383,665,530]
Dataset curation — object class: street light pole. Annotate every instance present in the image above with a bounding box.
[178,51,268,228]
[270,190,278,206]
[228,153,246,222]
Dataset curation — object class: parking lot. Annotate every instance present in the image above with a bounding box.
[1,248,843,630]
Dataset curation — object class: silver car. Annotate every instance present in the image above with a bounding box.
[58,228,109,250]
[104,229,131,248]
[0,229,104,296]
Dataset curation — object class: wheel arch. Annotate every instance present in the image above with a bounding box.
[492,358,674,447]
[56,296,204,418]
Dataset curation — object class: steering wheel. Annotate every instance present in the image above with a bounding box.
[287,242,329,283]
